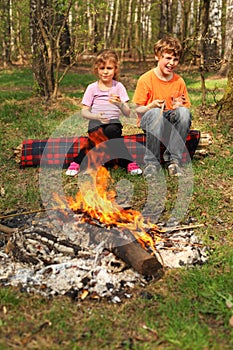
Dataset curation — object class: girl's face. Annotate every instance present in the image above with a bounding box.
[156,52,179,77]
[97,59,116,84]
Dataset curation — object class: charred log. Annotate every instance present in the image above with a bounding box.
[88,225,163,277]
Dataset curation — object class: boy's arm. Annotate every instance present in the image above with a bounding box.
[136,99,165,117]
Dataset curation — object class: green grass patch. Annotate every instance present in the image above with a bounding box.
[0,68,33,86]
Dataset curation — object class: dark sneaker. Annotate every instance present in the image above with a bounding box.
[143,163,160,178]
[168,163,183,177]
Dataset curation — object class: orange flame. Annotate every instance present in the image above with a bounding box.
[59,166,162,253]
[54,129,162,252]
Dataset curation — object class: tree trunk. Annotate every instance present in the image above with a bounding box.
[30,0,55,99]
[218,38,233,116]
[1,0,11,67]
[219,0,233,75]
[199,0,211,106]
[30,0,74,101]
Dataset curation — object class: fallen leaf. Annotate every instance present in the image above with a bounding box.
[80,289,89,300]
[0,186,5,197]
[229,315,233,327]
[226,300,233,309]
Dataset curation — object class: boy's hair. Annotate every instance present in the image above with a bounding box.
[154,36,183,59]
[93,49,120,80]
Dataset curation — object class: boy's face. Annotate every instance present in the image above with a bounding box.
[156,52,180,76]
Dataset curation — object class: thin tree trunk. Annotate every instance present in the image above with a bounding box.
[1,0,11,67]
[200,0,211,106]
[217,38,233,117]
[219,0,233,75]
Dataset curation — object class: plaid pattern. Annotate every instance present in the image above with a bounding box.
[20,130,200,168]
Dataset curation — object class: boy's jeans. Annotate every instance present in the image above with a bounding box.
[140,107,192,166]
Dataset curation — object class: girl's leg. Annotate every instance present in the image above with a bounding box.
[102,123,133,168]
[72,138,95,170]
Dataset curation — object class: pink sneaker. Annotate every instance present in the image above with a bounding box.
[127,162,142,175]
[65,162,80,176]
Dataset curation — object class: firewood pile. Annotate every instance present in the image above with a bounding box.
[0,210,209,302]
[194,132,213,158]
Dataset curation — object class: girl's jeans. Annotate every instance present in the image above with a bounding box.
[140,107,192,166]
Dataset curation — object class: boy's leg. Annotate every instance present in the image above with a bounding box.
[140,108,164,167]
[164,107,191,165]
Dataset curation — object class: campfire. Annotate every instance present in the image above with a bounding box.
[0,165,209,301]
[51,165,166,277]
[56,166,163,250]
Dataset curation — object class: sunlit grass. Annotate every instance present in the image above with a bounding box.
[0,68,33,86]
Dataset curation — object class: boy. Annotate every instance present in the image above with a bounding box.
[133,35,192,177]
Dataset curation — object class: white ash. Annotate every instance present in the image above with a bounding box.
[0,215,209,301]
[156,229,209,268]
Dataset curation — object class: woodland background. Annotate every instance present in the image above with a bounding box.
[1,0,233,106]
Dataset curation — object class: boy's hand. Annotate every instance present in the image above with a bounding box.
[150,99,165,109]
[171,94,185,109]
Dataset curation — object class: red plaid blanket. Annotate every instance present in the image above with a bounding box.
[20,130,200,168]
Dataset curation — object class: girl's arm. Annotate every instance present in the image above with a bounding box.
[118,101,131,117]
[109,94,130,117]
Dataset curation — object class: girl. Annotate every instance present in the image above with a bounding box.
[66,49,142,176]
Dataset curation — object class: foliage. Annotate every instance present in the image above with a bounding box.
[1,0,232,102]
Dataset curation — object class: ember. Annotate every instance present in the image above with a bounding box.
[0,212,209,301]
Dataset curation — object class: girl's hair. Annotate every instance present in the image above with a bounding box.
[154,36,183,59]
[93,49,120,80]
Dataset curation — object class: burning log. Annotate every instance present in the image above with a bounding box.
[49,165,165,277]
[109,237,163,277]
[89,226,164,278]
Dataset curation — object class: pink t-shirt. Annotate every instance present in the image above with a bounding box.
[82,80,129,119]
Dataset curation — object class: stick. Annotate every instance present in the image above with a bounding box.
[0,223,17,234]
[151,101,165,130]
[161,223,205,233]
[0,207,59,220]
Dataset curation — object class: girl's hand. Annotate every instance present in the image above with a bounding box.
[109,94,121,106]
[98,113,110,124]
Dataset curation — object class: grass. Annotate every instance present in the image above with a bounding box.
[0,65,233,350]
